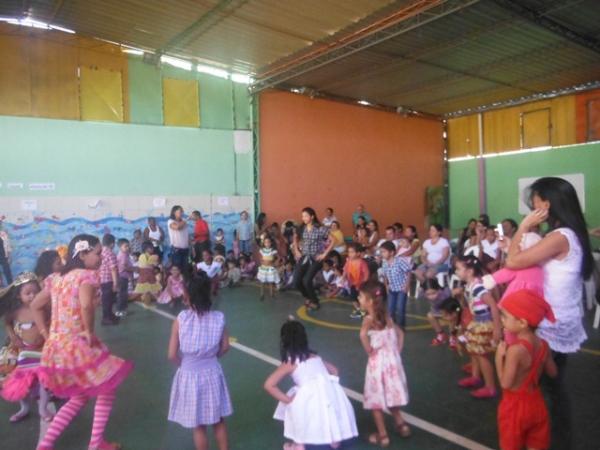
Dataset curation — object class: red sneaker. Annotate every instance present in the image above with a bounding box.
[430,333,447,346]
[471,387,497,399]
[458,376,483,388]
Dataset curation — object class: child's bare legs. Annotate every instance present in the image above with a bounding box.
[213,419,229,450]
[390,407,411,436]
[10,398,30,422]
[471,356,480,379]
[476,355,495,390]
[259,283,265,301]
[427,312,443,334]
[193,426,208,450]
[38,386,53,421]
[269,283,275,298]
[371,409,389,440]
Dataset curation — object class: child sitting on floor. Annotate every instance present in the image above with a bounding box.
[158,265,185,307]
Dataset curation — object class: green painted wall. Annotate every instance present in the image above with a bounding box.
[449,142,600,243]
[0,116,253,196]
[130,57,252,130]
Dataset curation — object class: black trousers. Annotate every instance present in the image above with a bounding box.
[542,351,571,450]
[117,277,129,312]
[0,257,12,285]
[100,282,116,319]
[293,256,322,305]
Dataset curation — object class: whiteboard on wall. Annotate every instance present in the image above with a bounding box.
[518,173,585,214]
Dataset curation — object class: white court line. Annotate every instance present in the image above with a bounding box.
[136,302,494,450]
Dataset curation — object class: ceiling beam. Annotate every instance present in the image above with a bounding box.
[249,0,481,94]
[491,0,600,55]
[157,0,248,57]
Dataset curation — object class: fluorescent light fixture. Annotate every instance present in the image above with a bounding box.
[290,88,302,94]
[197,64,229,79]
[231,73,252,84]
[122,48,144,55]
[357,100,370,106]
[49,24,75,34]
[161,55,192,71]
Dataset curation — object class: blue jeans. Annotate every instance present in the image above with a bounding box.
[388,291,408,328]
[239,239,252,254]
[171,247,189,272]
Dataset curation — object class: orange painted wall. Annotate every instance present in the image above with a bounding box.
[259,91,444,236]
[575,88,600,143]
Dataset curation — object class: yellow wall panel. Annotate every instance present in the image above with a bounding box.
[163,78,200,127]
[80,67,124,122]
[483,106,520,153]
[551,95,576,146]
[447,115,479,158]
[30,39,79,119]
[522,108,551,148]
[0,34,31,116]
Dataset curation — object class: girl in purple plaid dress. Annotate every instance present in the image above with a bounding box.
[168,274,232,450]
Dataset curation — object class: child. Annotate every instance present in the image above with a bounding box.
[379,241,411,328]
[240,255,257,281]
[168,274,232,450]
[496,290,557,450]
[395,237,412,262]
[0,272,53,422]
[423,278,455,347]
[99,233,119,325]
[438,296,471,354]
[116,238,135,317]
[326,265,347,298]
[130,229,143,255]
[280,261,295,292]
[31,234,133,450]
[196,250,222,296]
[344,243,369,319]
[257,236,280,300]
[358,280,410,446]
[134,241,162,305]
[236,211,254,255]
[214,228,226,255]
[222,260,241,288]
[130,251,140,292]
[264,319,357,450]
[455,255,501,399]
[34,250,62,282]
[158,265,186,307]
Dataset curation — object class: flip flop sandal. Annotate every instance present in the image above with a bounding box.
[368,433,390,447]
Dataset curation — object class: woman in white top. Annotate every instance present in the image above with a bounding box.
[322,207,338,228]
[168,205,190,273]
[415,224,451,282]
[144,217,165,261]
[504,177,594,449]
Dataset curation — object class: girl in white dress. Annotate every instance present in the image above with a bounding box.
[264,320,358,450]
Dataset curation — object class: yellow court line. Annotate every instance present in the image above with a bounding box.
[296,299,432,332]
[580,347,600,356]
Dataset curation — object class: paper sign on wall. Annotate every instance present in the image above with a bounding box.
[233,130,252,154]
[518,173,585,214]
[217,196,229,206]
[21,199,38,211]
[7,182,24,190]
[153,197,166,208]
[29,182,55,191]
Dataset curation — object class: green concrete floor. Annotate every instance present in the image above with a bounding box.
[1,285,599,450]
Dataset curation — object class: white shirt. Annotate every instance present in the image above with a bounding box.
[168,219,189,249]
[196,261,222,279]
[322,215,337,227]
[423,238,450,265]
[481,239,499,259]
[537,228,587,353]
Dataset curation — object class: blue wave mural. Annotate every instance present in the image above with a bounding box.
[2,213,242,276]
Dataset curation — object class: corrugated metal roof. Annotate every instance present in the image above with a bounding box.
[1,0,598,114]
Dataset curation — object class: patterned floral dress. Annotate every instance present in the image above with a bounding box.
[38,270,133,398]
[363,326,409,410]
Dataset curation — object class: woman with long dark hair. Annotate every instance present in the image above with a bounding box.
[292,208,334,310]
[168,206,190,273]
[504,177,594,449]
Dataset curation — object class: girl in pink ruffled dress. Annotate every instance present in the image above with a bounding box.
[31,234,133,450]
[158,265,185,306]
[0,272,53,423]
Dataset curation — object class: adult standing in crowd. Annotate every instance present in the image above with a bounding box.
[144,217,165,262]
[504,177,594,449]
[352,204,372,227]
[0,220,12,285]
[255,212,268,245]
[292,207,334,311]
[191,211,211,261]
[168,206,190,272]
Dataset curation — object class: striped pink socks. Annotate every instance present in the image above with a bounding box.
[38,395,88,449]
[88,392,116,449]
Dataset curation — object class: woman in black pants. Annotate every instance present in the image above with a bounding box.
[292,207,334,311]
